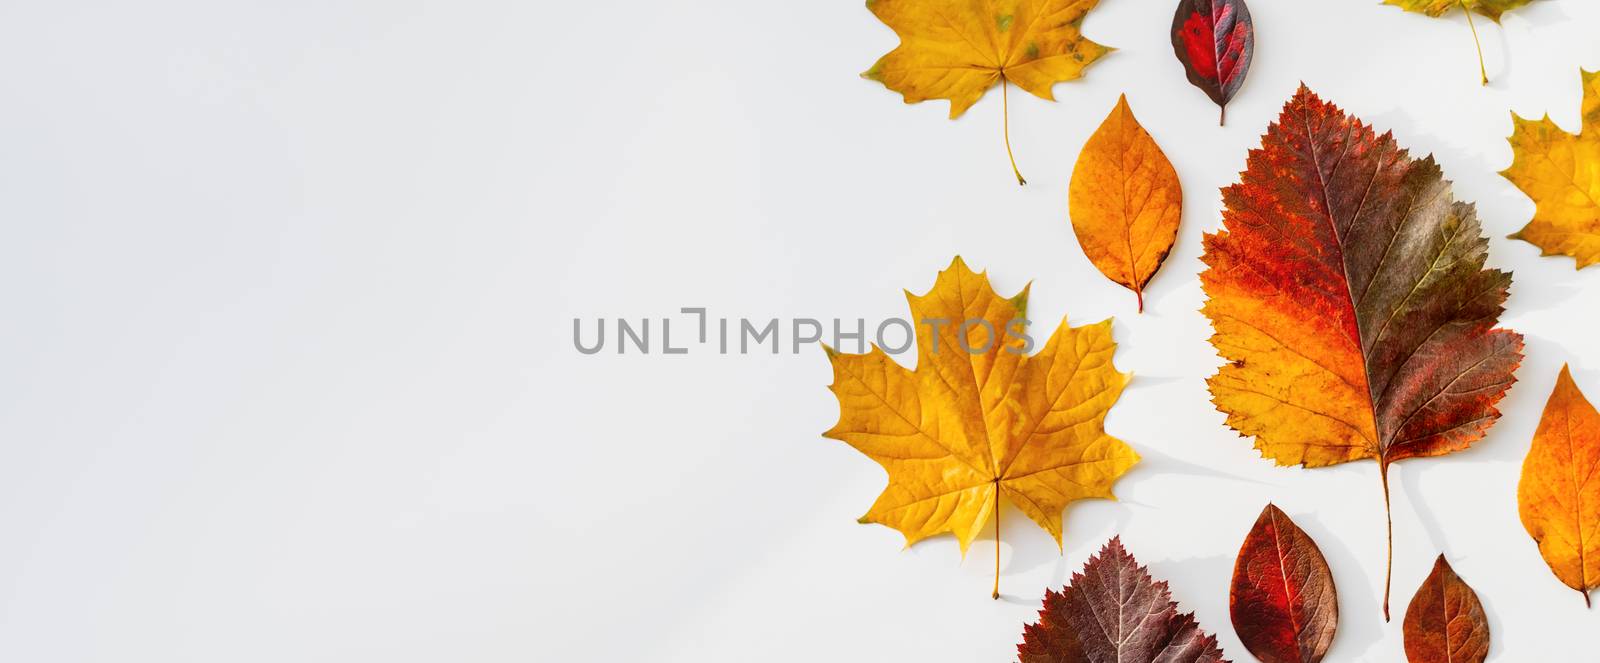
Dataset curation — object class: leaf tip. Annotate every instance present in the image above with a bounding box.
[860,60,884,82]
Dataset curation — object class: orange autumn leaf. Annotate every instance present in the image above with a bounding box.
[1200,86,1524,619]
[862,0,1113,184]
[1517,364,1600,606]
[1402,555,1490,663]
[1069,94,1183,313]
[822,257,1138,598]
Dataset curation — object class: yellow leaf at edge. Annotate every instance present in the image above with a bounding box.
[1068,94,1182,312]
[862,0,1111,119]
[1381,0,1531,22]
[1517,364,1600,604]
[1504,69,1600,268]
[824,257,1138,552]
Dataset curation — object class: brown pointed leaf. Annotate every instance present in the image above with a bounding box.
[1019,537,1229,663]
[1517,364,1600,605]
[1068,94,1183,312]
[1229,504,1338,663]
[1402,555,1489,663]
[1199,85,1524,617]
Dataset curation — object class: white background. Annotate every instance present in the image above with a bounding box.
[2,0,1599,661]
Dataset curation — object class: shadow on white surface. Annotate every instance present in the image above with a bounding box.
[1286,508,1386,661]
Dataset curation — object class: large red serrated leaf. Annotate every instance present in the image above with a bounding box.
[1199,85,1523,618]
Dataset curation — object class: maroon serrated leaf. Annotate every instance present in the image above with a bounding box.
[1171,0,1254,125]
[1019,537,1229,663]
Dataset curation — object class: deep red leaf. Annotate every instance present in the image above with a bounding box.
[1170,0,1254,124]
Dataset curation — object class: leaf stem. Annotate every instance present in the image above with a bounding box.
[1002,77,1026,186]
[1461,1,1488,85]
[1219,104,1226,127]
[992,484,1001,599]
[1381,461,1394,622]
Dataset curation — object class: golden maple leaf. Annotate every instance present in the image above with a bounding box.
[1380,0,1533,84]
[823,257,1138,598]
[1517,365,1600,606]
[1384,0,1530,22]
[1068,94,1182,313]
[1504,69,1600,268]
[862,0,1112,184]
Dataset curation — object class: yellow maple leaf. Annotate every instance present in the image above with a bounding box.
[1517,365,1600,606]
[1384,0,1530,22]
[1504,69,1600,268]
[862,0,1112,184]
[1380,0,1533,84]
[823,257,1138,598]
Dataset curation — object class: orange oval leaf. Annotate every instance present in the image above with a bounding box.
[1517,364,1600,606]
[1068,94,1182,312]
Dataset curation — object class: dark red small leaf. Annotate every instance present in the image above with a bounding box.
[1170,0,1254,124]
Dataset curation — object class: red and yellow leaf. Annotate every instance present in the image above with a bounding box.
[1199,85,1524,618]
[1229,504,1339,663]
